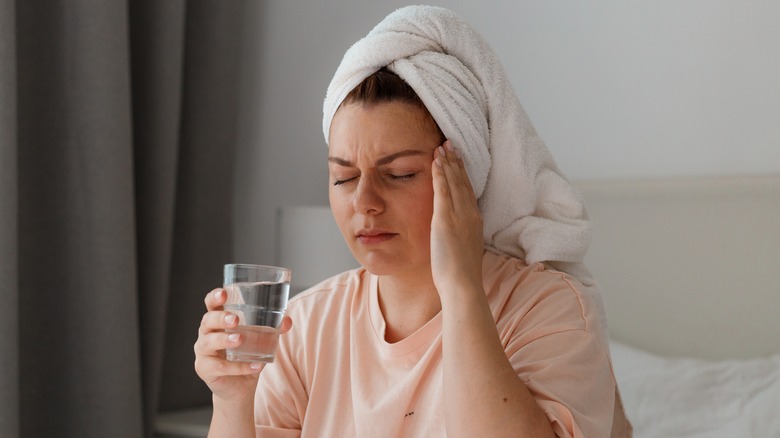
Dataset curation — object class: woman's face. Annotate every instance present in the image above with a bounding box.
[328,101,442,277]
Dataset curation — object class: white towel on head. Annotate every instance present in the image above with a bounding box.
[323,5,594,287]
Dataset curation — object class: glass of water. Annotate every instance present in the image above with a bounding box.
[223,264,291,363]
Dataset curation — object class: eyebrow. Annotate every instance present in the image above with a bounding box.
[327,149,428,167]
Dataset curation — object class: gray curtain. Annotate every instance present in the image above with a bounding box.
[0,1,246,436]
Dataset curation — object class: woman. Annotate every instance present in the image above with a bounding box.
[195,6,631,437]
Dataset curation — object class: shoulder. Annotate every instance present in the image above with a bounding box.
[277,267,368,365]
[482,251,605,337]
[285,267,368,318]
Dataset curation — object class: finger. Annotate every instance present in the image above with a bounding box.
[279,315,293,334]
[440,142,471,211]
[199,310,240,335]
[442,141,479,210]
[443,141,465,179]
[205,288,227,311]
[452,146,478,203]
[195,355,265,379]
[194,330,244,356]
[432,145,454,214]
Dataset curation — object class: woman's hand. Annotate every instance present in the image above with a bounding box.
[194,288,292,404]
[432,141,555,438]
[430,140,485,298]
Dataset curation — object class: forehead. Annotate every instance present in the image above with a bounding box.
[328,102,441,159]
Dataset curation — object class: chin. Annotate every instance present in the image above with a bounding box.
[354,254,395,276]
[355,251,427,278]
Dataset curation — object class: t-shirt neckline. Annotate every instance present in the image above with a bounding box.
[367,273,442,357]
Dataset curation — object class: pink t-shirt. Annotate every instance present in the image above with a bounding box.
[254,251,628,437]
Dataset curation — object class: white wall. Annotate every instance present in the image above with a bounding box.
[233,1,780,265]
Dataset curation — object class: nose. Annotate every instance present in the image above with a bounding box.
[353,175,385,215]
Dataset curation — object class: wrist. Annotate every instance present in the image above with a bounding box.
[212,392,254,413]
[209,393,255,438]
[438,280,488,312]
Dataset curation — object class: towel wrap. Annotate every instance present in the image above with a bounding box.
[323,5,595,288]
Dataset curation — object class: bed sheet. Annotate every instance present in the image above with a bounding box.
[610,340,780,438]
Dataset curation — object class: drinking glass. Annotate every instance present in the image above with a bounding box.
[223,264,291,363]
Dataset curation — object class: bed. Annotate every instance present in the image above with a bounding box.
[575,175,780,438]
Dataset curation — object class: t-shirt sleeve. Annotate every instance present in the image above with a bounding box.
[253,317,307,437]
[497,267,618,438]
[508,328,616,438]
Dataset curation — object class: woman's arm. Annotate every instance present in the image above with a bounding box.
[209,392,257,438]
[194,288,292,438]
[439,284,555,437]
[431,142,555,438]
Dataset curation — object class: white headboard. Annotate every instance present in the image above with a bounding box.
[576,175,780,360]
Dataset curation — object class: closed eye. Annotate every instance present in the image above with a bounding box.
[389,173,417,181]
[333,176,357,186]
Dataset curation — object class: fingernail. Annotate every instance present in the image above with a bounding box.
[434,157,442,167]
[445,141,453,151]
[225,314,237,325]
[249,362,263,370]
[215,289,223,300]
[228,333,240,342]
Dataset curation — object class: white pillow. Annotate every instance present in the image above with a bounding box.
[609,340,780,438]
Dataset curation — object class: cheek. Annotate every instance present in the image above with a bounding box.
[328,189,351,232]
[402,184,435,233]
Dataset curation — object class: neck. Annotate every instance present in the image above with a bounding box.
[376,268,441,343]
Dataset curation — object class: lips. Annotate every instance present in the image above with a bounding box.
[356,228,397,245]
